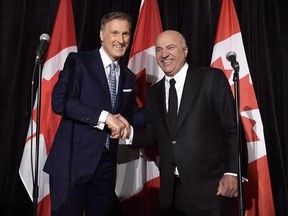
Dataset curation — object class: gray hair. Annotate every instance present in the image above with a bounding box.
[100,11,131,31]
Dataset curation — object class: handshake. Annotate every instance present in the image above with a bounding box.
[106,113,131,139]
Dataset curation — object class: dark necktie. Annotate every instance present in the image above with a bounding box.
[105,63,117,149]
[168,78,178,133]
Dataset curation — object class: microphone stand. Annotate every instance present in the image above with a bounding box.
[231,61,245,216]
[32,57,44,216]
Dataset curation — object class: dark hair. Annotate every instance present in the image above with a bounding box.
[100,11,131,31]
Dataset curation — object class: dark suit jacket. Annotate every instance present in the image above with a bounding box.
[133,65,238,210]
[44,48,142,185]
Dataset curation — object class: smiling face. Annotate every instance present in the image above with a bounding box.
[155,30,188,77]
[100,18,131,61]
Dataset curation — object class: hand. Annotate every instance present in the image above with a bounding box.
[114,114,131,138]
[216,175,238,198]
[106,113,128,139]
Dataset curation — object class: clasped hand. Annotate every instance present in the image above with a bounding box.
[106,113,130,139]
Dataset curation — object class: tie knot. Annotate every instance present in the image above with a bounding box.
[170,78,176,86]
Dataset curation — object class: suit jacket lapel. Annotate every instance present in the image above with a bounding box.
[91,49,110,98]
[174,67,200,135]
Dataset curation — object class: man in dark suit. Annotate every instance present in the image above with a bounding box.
[119,30,240,216]
[43,11,142,216]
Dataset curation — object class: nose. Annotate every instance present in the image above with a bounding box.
[161,49,169,58]
[117,34,124,44]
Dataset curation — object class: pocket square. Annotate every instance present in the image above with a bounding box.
[123,89,132,92]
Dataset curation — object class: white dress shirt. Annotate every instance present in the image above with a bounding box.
[95,47,120,129]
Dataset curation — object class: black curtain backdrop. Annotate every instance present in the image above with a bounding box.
[0,0,287,215]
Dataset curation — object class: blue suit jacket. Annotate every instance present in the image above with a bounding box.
[44,48,142,184]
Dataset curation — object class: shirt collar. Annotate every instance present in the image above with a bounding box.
[165,62,188,84]
[99,47,119,68]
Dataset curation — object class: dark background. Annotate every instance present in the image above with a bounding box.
[0,0,287,215]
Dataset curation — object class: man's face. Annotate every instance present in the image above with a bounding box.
[155,31,188,77]
[100,19,130,61]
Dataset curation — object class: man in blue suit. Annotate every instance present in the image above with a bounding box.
[43,11,142,216]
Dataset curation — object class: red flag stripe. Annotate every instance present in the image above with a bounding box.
[214,0,240,44]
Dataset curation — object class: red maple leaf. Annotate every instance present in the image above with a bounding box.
[211,56,233,81]
[32,71,61,154]
[239,74,258,112]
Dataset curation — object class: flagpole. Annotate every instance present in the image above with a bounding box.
[230,58,245,216]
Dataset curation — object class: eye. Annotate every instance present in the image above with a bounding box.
[123,32,130,37]
[155,47,162,53]
[111,31,118,36]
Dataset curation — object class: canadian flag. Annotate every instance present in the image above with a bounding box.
[18,0,77,215]
[210,0,275,215]
[116,0,163,215]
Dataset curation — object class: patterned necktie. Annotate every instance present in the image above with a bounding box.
[105,63,117,150]
[108,63,117,109]
[168,78,178,133]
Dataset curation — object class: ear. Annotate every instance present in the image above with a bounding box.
[100,30,104,42]
[184,46,188,57]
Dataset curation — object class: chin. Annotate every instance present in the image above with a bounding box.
[114,52,125,58]
[162,67,173,74]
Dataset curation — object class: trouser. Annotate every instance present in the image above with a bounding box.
[162,176,233,216]
[49,150,122,216]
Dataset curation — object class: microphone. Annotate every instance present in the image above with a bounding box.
[35,33,50,64]
[226,51,239,71]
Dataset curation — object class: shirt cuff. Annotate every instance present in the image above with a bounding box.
[119,126,134,145]
[94,110,109,130]
[224,172,248,182]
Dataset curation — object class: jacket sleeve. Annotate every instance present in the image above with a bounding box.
[52,53,102,127]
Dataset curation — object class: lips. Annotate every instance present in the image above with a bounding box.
[115,45,124,49]
[113,44,127,52]
[162,59,173,65]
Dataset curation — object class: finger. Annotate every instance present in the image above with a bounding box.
[216,184,222,196]
[111,126,120,134]
[226,187,237,197]
[217,183,230,196]
[116,114,129,128]
[121,128,128,139]
[125,124,131,135]
[110,131,121,139]
[110,131,119,139]
[114,114,121,118]
[110,135,120,139]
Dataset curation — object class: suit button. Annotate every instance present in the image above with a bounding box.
[172,140,176,145]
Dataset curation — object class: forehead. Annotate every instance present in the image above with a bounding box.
[156,33,182,47]
[103,19,130,31]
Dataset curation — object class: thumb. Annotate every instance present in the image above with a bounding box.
[216,183,222,196]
